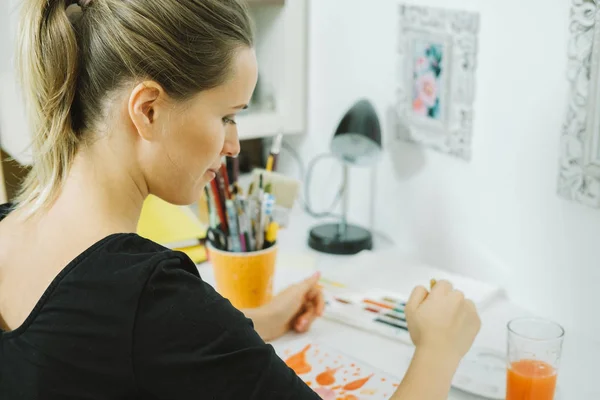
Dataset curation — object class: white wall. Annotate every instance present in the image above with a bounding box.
[0,0,31,164]
[281,0,600,339]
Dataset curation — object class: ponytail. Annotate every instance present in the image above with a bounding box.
[15,0,80,212]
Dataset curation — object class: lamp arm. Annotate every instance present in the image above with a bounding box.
[338,164,348,236]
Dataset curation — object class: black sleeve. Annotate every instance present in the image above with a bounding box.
[132,255,319,400]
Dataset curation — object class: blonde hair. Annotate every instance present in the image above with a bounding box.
[15,0,254,212]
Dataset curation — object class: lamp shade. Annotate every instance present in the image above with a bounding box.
[330,99,382,166]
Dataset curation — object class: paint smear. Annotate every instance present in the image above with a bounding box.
[343,374,374,391]
[360,388,377,395]
[336,395,359,400]
[316,366,342,386]
[285,344,312,375]
[313,387,337,400]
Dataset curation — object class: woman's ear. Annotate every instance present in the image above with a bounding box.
[128,81,165,141]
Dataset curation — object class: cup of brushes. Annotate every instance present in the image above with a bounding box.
[205,164,281,309]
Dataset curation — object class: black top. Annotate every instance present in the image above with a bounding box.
[0,204,318,399]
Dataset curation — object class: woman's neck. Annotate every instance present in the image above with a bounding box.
[46,138,148,235]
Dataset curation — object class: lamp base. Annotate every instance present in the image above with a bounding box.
[308,223,373,255]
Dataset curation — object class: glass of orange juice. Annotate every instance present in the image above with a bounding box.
[506,317,565,400]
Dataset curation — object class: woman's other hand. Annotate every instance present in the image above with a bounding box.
[244,272,325,341]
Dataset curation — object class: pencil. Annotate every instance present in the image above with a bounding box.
[267,133,283,172]
[265,155,274,172]
[219,158,231,200]
[209,179,228,234]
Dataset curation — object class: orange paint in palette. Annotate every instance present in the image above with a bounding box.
[276,339,400,399]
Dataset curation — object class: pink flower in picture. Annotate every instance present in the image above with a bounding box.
[412,97,427,116]
[415,57,430,74]
[415,72,438,108]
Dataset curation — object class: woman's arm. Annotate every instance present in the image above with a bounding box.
[242,307,276,341]
[133,257,321,399]
[389,281,481,400]
[390,348,459,400]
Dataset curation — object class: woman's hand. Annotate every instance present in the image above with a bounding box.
[244,272,325,341]
[388,281,481,400]
[404,280,481,363]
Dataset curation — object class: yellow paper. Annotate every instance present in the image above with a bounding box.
[174,245,208,264]
[137,195,207,246]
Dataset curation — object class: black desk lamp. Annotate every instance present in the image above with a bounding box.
[308,99,382,255]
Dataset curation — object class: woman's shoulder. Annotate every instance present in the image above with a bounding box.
[80,232,201,282]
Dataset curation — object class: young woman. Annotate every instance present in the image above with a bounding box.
[0,0,481,399]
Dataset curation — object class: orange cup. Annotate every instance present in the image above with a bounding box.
[208,243,277,309]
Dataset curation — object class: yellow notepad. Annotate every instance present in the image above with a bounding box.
[137,195,207,248]
[173,245,208,264]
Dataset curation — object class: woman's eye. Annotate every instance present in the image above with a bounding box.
[222,116,237,125]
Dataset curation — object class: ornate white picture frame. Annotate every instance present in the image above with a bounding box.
[558,0,600,208]
[395,5,479,160]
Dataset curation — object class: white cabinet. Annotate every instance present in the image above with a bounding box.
[238,0,308,140]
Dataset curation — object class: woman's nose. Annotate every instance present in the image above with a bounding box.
[221,126,241,158]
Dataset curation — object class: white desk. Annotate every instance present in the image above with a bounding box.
[197,213,600,399]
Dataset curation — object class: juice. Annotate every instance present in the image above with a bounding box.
[506,359,557,400]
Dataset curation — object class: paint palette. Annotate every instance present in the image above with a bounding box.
[320,284,413,345]
[275,339,401,399]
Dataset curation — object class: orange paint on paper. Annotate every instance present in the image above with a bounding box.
[305,381,312,387]
[285,344,312,375]
[343,374,374,391]
[381,378,386,382]
[343,395,358,400]
[331,385,341,390]
[316,366,343,386]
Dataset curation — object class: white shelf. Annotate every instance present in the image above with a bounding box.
[245,0,307,139]
[237,111,284,140]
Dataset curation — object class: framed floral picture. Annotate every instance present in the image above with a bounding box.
[396,5,479,160]
[558,0,600,208]
[409,35,450,126]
